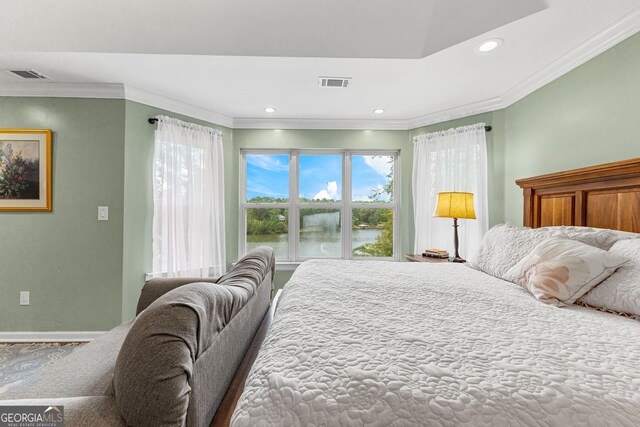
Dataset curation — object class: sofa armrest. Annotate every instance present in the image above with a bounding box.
[136,277,219,315]
[0,396,126,427]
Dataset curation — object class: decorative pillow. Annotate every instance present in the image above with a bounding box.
[545,226,632,250]
[578,239,640,316]
[467,224,557,279]
[467,223,633,281]
[503,237,628,307]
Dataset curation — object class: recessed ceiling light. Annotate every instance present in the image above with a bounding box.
[476,38,503,53]
[264,107,276,113]
[373,109,385,114]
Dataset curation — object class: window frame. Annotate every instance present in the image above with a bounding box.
[239,149,400,263]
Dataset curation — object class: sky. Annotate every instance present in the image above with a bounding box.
[246,154,392,202]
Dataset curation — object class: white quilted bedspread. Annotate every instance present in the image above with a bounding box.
[231,260,640,426]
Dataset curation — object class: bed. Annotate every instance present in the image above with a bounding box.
[227,159,640,426]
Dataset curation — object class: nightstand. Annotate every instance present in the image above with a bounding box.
[404,254,451,263]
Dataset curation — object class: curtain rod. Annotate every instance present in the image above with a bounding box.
[149,117,492,132]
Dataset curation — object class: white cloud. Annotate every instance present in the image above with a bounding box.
[247,155,289,172]
[363,156,392,177]
[313,181,338,200]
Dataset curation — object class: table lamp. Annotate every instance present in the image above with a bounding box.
[433,192,476,263]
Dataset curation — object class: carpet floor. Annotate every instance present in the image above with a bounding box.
[0,343,83,395]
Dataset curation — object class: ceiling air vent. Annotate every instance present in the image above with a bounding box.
[8,70,49,80]
[318,76,351,88]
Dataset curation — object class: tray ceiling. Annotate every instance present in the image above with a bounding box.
[0,0,639,128]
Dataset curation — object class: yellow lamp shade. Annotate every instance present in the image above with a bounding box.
[433,192,476,219]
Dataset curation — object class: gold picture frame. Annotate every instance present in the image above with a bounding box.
[0,129,52,211]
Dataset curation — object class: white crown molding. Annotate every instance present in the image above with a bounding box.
[233,117,410,130]
[0,82,124,99]
[407,97,505,130]
[406,7,640,130]
[124,86,235,128]
[0,82,234,129]
[0,331,105,343]
[500,5,640,108]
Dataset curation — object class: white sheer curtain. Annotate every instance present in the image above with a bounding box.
[412,123,488,259]
[152,115,226,277]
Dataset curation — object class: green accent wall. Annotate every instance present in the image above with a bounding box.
[0,98,233,329]
[500,32,640,224]
[121,101,233,321]
[233,129,413,293]
[0,97,125,331]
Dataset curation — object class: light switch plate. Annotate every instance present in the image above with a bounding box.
[98,206,109,221]
[20,291,29,306]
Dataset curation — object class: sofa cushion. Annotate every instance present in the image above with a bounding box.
[216,246,276,295]
[136,276,220,315]
[113,247,275,426]
[0,320,132,399]
[113,282,257,426]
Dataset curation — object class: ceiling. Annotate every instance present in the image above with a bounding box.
[0,0,546,59]
[1,0,639,129]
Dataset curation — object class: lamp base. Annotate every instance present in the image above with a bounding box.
[450,218,466,263]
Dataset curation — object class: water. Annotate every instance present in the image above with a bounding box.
[246,229,382,259]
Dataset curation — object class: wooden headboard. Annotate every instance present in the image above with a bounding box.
[516,158,640,233]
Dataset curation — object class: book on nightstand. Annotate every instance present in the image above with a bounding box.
[422,249,449,259]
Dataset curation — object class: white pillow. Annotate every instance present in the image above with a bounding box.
[545,226,632,250]
[467,224,557,279]
[503,237,628,307]
[467,223,632,281]
[579,239,640,316]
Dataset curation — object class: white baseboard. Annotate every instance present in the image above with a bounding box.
[0,331,106,343]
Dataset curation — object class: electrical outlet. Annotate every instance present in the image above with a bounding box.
[98,206,109,221]
[20,291,29,306]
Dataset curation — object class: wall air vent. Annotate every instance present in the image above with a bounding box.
[8,70,49,80]
[318,76,351,88]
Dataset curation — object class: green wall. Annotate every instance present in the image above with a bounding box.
[233,129,412,292]
[0,97,125,331]
[501,32,640,223]
[0,98,234,329]
[121,101,233,321]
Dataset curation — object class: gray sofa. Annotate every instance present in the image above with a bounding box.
[0,247,275,427]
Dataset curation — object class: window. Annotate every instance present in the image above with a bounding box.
[241,150,399,262]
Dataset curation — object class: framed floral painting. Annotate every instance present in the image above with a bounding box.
[0,129,52,211]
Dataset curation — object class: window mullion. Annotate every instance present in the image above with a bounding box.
[297,203,343,209]
[393,152,400,260]
[239,152,247,259]
[343,152,352,260]
[290,151,299,262]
